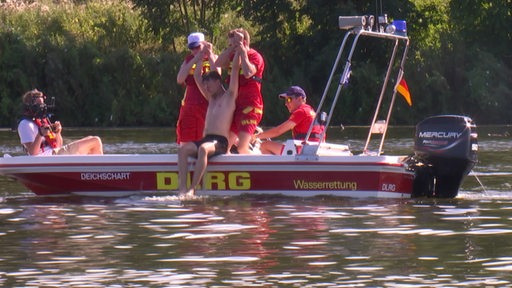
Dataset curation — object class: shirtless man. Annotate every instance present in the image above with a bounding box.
[178,38,242,196]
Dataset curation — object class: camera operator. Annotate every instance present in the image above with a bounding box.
[17,89,103,156]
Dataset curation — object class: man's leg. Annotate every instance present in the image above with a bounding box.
[178,143,197,194]
[260,141,284,155]
[234,107,262,154]
[84,136,103,154]
[59,136,103,155]
[188,142,216,195]
[236,131,253,154]
[227,131,238,154]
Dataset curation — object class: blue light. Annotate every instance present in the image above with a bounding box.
[392,20,407,36]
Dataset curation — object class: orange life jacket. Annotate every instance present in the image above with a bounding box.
[34,118,58,149]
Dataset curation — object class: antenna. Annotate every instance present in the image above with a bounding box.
[47,96,56,109]
[375,0,385,32]
[45,96,56,119]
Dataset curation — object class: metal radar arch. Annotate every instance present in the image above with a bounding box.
[300,15,410,157]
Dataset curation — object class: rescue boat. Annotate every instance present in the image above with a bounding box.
[0,15,478,198]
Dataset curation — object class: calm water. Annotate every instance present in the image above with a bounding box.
[1,126,512,287]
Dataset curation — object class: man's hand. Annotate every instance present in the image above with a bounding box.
[193,44,206,63]
[39,125,51,137]
[202,41,214,58]
[251,128,262,142]
[233,31,244,45]
[52,121,62,134]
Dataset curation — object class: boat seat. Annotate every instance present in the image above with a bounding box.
[317,143,352,156]
[281,140,352,156]
[281,140,302,155]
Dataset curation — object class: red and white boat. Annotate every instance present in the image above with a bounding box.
[0,16,478,198]
[0,151,409,198]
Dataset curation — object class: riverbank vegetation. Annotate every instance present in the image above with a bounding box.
[0,0,510,127]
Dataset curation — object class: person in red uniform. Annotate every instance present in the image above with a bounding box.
[254,86,325,155]
[215,28,265,154]
[176,32,219,145]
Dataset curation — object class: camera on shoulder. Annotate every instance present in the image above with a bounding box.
[29,103,48,118]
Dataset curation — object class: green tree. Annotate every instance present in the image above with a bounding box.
[132,0,231,52]
[0,0,510,128]
[449,0,512,123]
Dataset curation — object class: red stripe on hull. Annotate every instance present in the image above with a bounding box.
[10,168,413,198]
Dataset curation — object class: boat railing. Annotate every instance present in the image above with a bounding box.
[298,15,410,159]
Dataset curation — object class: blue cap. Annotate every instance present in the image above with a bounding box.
[279,86,306,99]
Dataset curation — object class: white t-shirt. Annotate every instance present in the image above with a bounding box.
[18,119,54,156]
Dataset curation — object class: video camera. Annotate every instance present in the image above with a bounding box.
[27,96,55,119]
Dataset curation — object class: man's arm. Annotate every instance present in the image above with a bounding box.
[256,120,296,140]
[215,44,235,69]
[176,57,195,85]
[193,49,210,100]
[239,45,257,79]
[204,42,221,75]
[209,54,220,74]
[228,50,241,97]
[21,128,63,155]
[18,120,40,155]
[23,133,44,155]
[52,121,64,147]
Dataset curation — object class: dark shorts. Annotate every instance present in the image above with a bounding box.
[193,134,229,157]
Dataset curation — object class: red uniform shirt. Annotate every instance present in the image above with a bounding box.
[229,49,264,107]
[182,54,211,106]
[289,103,324,141]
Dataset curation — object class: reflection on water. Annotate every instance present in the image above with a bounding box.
[2,194,512,287]
[0,126,512,287]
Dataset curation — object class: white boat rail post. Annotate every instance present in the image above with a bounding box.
[363,37,400,154]
[378,40,410,155]
[300,16,367,158]
[354,28,410,155]
[299,29,354,158]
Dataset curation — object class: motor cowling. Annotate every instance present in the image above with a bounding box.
[412,115,478,198]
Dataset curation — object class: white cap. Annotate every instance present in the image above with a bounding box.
[187,32,204,49]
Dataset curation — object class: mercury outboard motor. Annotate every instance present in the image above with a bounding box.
[411,115,478,198]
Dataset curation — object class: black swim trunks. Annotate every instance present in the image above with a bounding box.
[193,134,229,157]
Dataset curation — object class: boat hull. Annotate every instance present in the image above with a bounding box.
[0,154,414,198]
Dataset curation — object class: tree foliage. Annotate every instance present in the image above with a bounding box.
[0,0,510,128]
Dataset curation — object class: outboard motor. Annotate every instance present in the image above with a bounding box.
[411,115,478,198]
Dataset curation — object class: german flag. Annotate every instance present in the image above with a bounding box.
[397,78,412,106]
